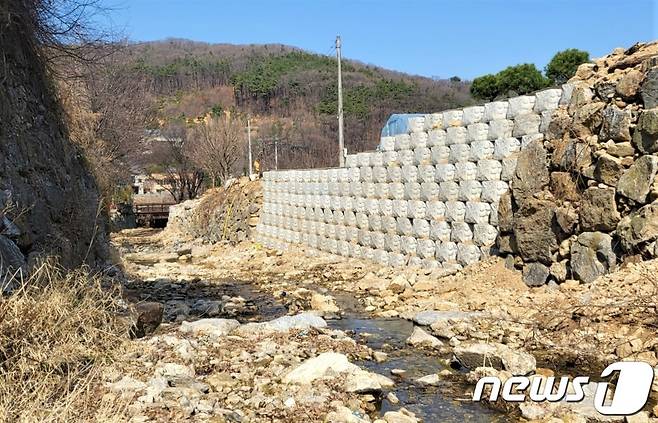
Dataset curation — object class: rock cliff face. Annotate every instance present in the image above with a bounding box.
[502,42,658,285]
[0,1,107,277]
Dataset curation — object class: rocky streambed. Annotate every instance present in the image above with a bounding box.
[111,229,658,422]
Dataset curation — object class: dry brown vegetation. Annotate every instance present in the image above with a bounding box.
[0,262,129,422]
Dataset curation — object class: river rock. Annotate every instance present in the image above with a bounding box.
[415,373,440,386]
[579,186,620,231]
[616,202,658,252]
[511,140,549,205]
[512,198,559,264]
[346,371,394,394]
[641,67,658,108]
[617,155,658,203]
[310,293,340,315]
[179,318,240,337]
[283,352,359,384]
[600,105,632,142]
[406,326,443,348]
[383,409,420,423]
[325,406,369,423]
[522,262,550,287]
[570,232,617,283]
[263,312,327,331]
[632,108,658,154]
[453,342,536,375]
[131,302,164,338]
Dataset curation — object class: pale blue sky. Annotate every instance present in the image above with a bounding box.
[101,0,657,79]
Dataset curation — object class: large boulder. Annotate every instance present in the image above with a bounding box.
[616,155,658,203]
[616,69,644,100]
[579,187,621,232]
[452,342,536,376]
[616,202,658,252]
[570,232,617,283]
[632,108,658,154]
[406,326,443,348]
[283,352,358,384]
[511,140,549,205]
[512,198,559,264]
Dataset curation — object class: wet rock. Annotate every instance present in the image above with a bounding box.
[453,342,536,375]
[570,232,617,283]
[406,326,443,348]
[522,262,549,287]
[512,198,559,264]
[616,69,644,99]
[179,318,240,337]
[130,302,164,338]
[415,373,440,386]
[579,186,621,231]
[283,352,358,384]
[600,105,632,142]
[641,67,658,108]
[511,140,549,205]
[617,155,658,203]
[632,108,658,154]
[616,202,658,252]
[593,153,624,186]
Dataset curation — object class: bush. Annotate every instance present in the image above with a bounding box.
[497,63,549,97]
[470,74,499,101]
[546,48,590,84]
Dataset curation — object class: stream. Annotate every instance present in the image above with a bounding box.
[124,274,507,422]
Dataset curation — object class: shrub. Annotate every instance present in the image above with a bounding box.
[546,48,590,84]
[497,63,549,97]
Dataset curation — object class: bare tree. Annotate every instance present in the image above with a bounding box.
[160,125,205,202]
[189,113,244,187]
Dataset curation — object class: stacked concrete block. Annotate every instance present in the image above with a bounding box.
[256,86,564,271]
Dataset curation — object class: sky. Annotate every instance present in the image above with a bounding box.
[99,0,657,80]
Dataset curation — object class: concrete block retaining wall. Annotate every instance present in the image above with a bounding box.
[255,86,570,270]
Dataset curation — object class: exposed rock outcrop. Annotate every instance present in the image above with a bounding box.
[0,1,108,278]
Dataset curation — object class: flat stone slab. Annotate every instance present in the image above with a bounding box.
[412,310,484,326]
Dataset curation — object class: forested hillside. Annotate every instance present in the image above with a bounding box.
[121,39,474,170]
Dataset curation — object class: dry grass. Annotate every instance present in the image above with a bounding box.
[0,261,130,423]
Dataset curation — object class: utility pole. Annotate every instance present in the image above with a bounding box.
[247,118,253,178]
[274,138,279,170]
[336,35,345,167]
